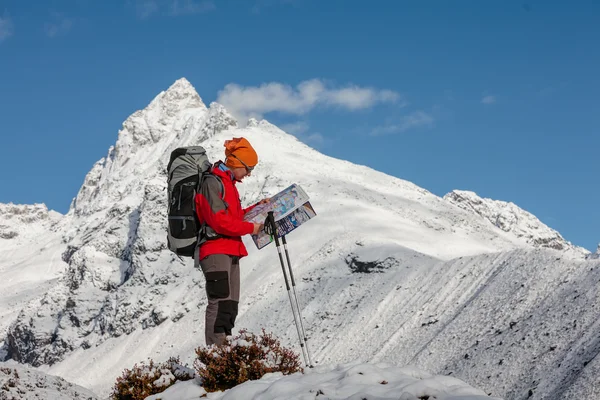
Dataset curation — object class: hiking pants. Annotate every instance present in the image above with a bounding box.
[199,254,240,346]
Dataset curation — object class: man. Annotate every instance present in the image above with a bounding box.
[194,137,267,346]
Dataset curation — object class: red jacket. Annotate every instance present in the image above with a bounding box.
[194,162,257,260]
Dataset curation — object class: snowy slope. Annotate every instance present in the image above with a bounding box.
[0,361,98,399]
[1,78,598,400]
[444,190,589,258]
[370,249,600,400]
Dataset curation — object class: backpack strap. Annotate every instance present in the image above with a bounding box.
[193,172,227,269]
[202,173,226,206]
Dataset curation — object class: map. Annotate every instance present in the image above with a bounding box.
[244,184,317,249]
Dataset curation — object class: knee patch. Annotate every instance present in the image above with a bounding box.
[205,271,229,299]
[214,300,238,335]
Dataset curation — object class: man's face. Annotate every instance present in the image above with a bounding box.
[232,167,251,182]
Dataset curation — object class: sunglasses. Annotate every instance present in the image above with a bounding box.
[230,153,254,173]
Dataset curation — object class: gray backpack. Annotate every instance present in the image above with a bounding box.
[166,146,215,257]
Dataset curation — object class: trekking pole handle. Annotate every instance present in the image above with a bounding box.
[265,211,281,246]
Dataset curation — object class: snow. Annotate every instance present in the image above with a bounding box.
[0,361,98,399]
[146,362,500,400]
[0,203,66,360]
[0,77,598,400]
[443,190,589,258]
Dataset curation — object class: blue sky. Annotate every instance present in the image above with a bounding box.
[0,0,598,251]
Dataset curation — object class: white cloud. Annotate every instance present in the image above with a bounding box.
[169,0,215,16]
[0,12,14,42]
[481,95,496,104]
[217,79,401,123]
[370,111,434,136]
[323,87,400,110]
[44,13,73,38]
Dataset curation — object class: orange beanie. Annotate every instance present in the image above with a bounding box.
[224,137,258,169]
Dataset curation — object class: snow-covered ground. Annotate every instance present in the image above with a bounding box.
[148,362,503,400]
[0,78,598,400]
[0,359,502,400]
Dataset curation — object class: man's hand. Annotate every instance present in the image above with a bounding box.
[252,223,264,235]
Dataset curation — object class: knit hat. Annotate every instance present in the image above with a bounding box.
[224,137,258,169]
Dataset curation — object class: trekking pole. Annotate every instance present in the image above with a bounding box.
[265,211,311,367]
[281,234,313,367]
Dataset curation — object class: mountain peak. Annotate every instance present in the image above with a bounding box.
[247,117,260,127]
[170,77,193,88]
[146,77,206,115]
[246,118,284,134]
[163,78,204,105]
[69,79,225,217]
[114,78,207,150]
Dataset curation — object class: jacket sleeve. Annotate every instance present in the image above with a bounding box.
[243,202,258,215]
[196,176,254,237]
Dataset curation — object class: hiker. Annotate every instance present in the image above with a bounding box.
[194,137,267,346]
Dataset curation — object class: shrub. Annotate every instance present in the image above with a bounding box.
[110,356,195,400]
[194,329,303,392]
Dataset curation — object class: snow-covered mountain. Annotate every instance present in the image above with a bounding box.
[0,204,65,363]
[0,78,598,400]
[444,190,589,258]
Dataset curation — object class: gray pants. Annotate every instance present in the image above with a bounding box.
[199,254,240,346]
